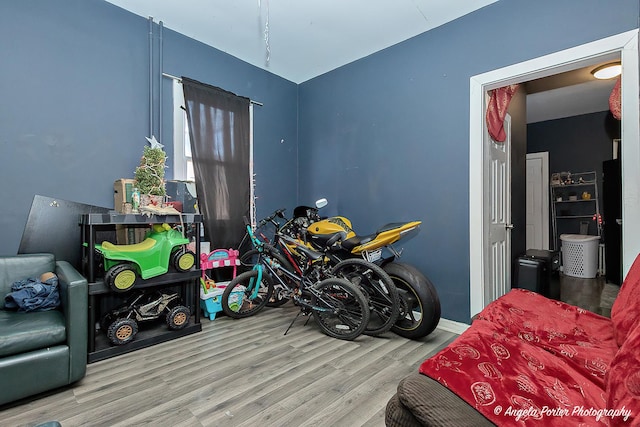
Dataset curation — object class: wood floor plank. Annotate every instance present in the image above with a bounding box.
[302,361,411,427]
[3,277,611,426]
[0,303,456,427]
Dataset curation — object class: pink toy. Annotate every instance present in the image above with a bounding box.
[200,248,241,320]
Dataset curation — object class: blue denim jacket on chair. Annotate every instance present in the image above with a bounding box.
[4,275,60,312]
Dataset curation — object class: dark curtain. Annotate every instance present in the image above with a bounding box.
[182,77,250,249]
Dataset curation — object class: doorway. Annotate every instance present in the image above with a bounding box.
[469,30,640,317]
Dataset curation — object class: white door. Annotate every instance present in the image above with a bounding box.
[526,152,549,250]
[485,115,512,304]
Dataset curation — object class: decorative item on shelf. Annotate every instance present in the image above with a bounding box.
[131,187,140,213]
[568,192,577,201]
[114,178,136,213]
[140,193,164,208]
[562,172,574,185]
[551,173,562,186]
[134,136,167,208]
[582,192,592,200]
[593,213,603,225]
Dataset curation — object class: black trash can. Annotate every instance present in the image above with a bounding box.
[513,249,560,299]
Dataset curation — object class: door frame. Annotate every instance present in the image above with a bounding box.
[469,29,640,317]
[526,152,549,250]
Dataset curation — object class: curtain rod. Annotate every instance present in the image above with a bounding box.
[163,72,263,106]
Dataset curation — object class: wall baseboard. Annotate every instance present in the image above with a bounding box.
[436,318,470,335]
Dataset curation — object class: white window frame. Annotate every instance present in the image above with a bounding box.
[172,80,194,181]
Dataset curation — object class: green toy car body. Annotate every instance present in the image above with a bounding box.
[95,223,196,292]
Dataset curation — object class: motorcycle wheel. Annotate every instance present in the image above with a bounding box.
[383,262,441,340]
[240,246,296,307]
[331,258,399,336]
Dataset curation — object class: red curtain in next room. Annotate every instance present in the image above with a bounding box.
[486,84,519,143]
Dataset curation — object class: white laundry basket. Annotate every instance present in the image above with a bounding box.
[560,234,600,278]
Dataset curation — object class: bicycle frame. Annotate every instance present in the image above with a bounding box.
[243,221,335,314]
[243,210,305,276]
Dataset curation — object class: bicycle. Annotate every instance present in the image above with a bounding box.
[222,217,370,340]
[240,208,400,336]
[237,208,302,307]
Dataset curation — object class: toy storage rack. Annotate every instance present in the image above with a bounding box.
[81,213,203,363]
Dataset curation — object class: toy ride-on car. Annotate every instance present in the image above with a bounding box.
[95,223,196,292]
[100,290,191,346]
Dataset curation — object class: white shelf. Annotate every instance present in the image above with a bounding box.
[550,171,601,251]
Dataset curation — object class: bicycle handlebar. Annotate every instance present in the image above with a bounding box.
[257,208,287,227]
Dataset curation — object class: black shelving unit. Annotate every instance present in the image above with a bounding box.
[81,213,203,363]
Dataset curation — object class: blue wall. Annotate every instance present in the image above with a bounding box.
[0,0,298,255]
[1,0,638,323]
[298,0,638,322]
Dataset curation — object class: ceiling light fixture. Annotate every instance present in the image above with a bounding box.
[591,62,622,79]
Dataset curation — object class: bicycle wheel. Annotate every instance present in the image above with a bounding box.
[331,258,400,336]
[221,270,273,319]
[240,246,296,307]
[310,277,370,341]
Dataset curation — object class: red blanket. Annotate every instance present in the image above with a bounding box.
[420,290,622,426]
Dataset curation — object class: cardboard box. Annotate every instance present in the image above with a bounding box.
[114,179,136,213]
[166,180,198,213]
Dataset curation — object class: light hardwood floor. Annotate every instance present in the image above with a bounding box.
[0,304,457,427]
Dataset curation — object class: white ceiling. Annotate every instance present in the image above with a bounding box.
[525,68,618,123]
[105,0,498,83]
[105,0,617,122]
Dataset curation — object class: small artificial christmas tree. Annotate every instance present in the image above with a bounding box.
[134,137,166,197]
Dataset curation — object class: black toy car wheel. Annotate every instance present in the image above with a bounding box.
[166,305,190,330]
[100,311,116,332]
[106,263,138,293]
[171,248,196,272]
[107,318,138,345]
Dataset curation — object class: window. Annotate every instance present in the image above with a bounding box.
[173,80,195,181]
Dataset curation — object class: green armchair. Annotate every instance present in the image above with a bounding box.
[0,253,88,406]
